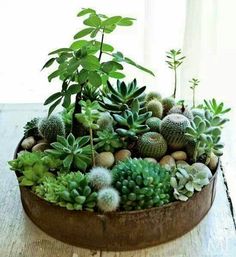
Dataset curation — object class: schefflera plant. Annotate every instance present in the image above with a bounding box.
[42,8,154,136]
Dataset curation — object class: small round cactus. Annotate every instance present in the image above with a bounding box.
[38,115,65,143]
[88,167,112,189]
[97,112,114,131]
[145,92,162,102]
[146,117,162,132]
[146,100,163,118]
[97,187,120,212]
[168,105,193,120]
[162,97,175,116]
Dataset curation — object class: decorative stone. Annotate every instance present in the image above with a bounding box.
[176,160,190,169]
[208,152,218,171]
[95,152,115,168]
[144,157,158,164]
[159,155,176,169]
[191,162,212,179]
[21,136,36,150]
[114,149,131,162]
[32,143,49,152]
[37,139,48,144]
[171,151,187,161]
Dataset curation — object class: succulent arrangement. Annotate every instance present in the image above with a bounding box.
[9,7,230,216]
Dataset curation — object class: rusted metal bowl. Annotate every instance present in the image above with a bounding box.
[14,139,219,251]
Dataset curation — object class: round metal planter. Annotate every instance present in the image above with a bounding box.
[14,140,219,251]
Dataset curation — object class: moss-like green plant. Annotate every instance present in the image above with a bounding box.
[34,172,97,211]
[46,133,92,171]
[94,130,124,152]
[88,167,112,189]
[112,158,172,211]
[23,118,40,138]
[38,115,65,143]
[97,187,120,212]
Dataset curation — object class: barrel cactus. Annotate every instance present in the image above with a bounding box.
[160,114,190,150]
[168,105,193,120]
[97,187,120,212]
[146,117,162,132]
[88,167,112,189]
[162,97,175,116]
[138,132,167,159]
[146,100,163,118]
[145,91,162,102]
[112,158,172,211]
[38,115,65,143]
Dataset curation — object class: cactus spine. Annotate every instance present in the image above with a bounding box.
[97,187,120,212]
[88,167,112,189]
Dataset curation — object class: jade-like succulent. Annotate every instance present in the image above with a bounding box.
[46,133,92,171]
[204,98,231,116]
[146,117,162,132]
[38,115,65,143]
[23,118,40,138]
[97,187,120,212]
[61,104,75,134]
[88,167,112,189]
[114,110,152,140]
[168,102,193,120]
[145,92,162,102]
[97,112,114,132]
[170,165,211,201]
[160,114,190,150]
[94,130,124,152]
[162,97,175,116]
[112,158,172,211]
[146,99,163,118]
[35,172,98,211]
[101,79,146,113]
[8,151,61,186]
[138,132,167,159]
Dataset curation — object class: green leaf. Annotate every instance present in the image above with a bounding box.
[77,8,95,17]
[63,155,73,168]
[62,94,71,108]
[102,16,122,26]
[41,58,56,70]
[67,84,81,94]
[81,55,100,71]
[78,69,89,84]
[84,14,101,27]
[88,71,102,87]
[90,28,100,38]
[117,17,135,26]
[49,48,73,55]
[104,24,116,33]
[74,28,94,39]
[48,69,64,82]
[101,43,114,52]
[70,40,88,50]
[44,92,62,105]
[20,178,34,186]
[48,98,62,117]
[109,71,125,79]
[124,57,155,76]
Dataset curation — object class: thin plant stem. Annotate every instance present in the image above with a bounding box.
[99,29,105,61]
[173,68,177,99]
[89,128,95,166]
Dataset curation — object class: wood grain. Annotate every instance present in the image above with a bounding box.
[0,104,235,257]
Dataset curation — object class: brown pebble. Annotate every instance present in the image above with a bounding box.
[171,151,187,161]
[32,143,49,152]
[115,149,131,162]
[21,136,36,150]
[159,155,176,169]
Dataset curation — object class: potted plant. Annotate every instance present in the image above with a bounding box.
[9,8,231,251]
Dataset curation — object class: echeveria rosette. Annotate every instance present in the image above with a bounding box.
[45,133,92,172]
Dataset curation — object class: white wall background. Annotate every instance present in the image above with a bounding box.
[0,0,186,103]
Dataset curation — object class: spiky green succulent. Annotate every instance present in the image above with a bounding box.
[46,133,92,171]
[138,132,167,159]
[97,187,120,212]
[94,130,124,152]
[146,99,163,118]
[114,110,152,140]
[34,172,97,211]
[170,165,211,201]
[38,115,65,143]
[83,85,101,102]
[160,114,190,150]
[146,117,162,132]
[112,158,172,211]
[23,118,40,138]
[145,91,162,102]
[101,79,146,113]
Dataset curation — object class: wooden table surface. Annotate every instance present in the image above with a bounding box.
[0,104,236,257]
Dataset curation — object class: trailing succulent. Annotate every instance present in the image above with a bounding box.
[170,165,212,201]
[101,79,146,113]
[34,172,97,211]
[112,158,172,211]
[46,133,92,171]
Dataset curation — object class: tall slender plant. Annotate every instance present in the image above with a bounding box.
[189,78,200,108]
[42,8,154,137]
[166,49,185,99]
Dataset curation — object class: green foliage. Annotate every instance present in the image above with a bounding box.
[42,8,154,116]
[97,187,120,212]
[146,99,163,118]
[114,110,152,140]
[94,130,124,152]
[82,85,101,102]
[112,158,172,211]
[61,104,75,134]
[23,118,40,138]
[88,167,112,189]
[170,166,210,201]
[46,133,92,171]
[8,152,61,186]
[97,112,114,131]
[38,115,65,143]
[166,49,185,98]
[34,171,97,211]
[160,114,190,150]
[101,79,146,113]
[138,132,167,159]
[204,98,231,116]
[189,78,200,108]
